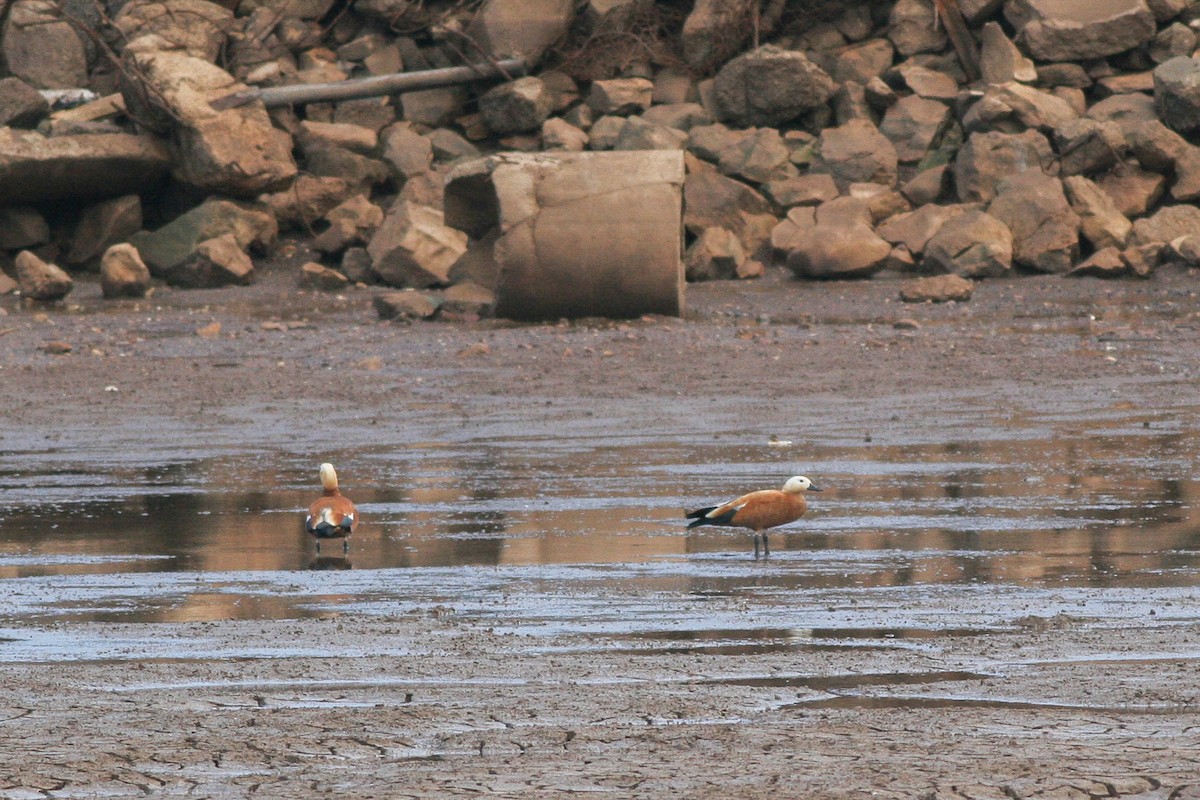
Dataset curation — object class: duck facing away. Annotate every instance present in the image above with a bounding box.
[686,475,821,558]
[306,463,358,553]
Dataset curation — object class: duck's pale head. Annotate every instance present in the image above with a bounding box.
[783,475,821,493]
[319,462,339,492]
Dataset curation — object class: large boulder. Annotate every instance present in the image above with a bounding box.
[1,0,88,89]
[1004,0,1157,61]
[0,128,170,204]
[130,198,277,276]
[125,45,296,196]
[681,0,754,72]
[811,119,899,190]
[879,94,951,164]
[0,77,49,128]
[683,163,778,260]
[712,45,836,128]
[987,172,1080,273]
[1062,175,1133,250]
[114,0,234,62]
[465,0,574,61]
[168,233,255,288]
[0,207,48,250]
[923,208,1014,277]
[1153,56,1200,134]
[1129,203,1200,247]
[955,129,1056,202]
[368,201,468,287]
[785,221,891,279]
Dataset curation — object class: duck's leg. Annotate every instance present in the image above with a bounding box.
[762,532,770,557]
[316,539,322,554]
[753,533,761,559]
[342,538,350,554]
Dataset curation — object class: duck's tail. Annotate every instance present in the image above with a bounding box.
[686,506,736,528]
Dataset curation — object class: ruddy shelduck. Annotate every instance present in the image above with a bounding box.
[686,475,821,558]
[305,463,358,553]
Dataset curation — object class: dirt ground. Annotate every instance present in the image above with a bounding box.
[1,258,1199,798]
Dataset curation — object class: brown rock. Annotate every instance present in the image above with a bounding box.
[1005,0,1156,60]
[1065,246,1128,277]
[66,196,143,266]
[299,261,350,291]
[15,250,73,300]
[877,204,966,256]
[899,274,974,302]
[542,118,589,151]
[465,0,574,62]
[923,208,1014,277]
[1129,203,1200,248]
[685,226,747,281]
[987,172,1080,273]
[880,94,951,164]
[1095,164,1168,218]
[481,77,555,134]
[0,128,171,205]
[717,128,794,184]
[169,233,254,288]
[955,129,1056,202]
[979,22,1037,85]
[0,76,49,128]
[683,164,777,260]
[297,120,378,155]
[2,0,87,89]
[812,118,899,190]
[100,243,152,298]
[585,78,653,117]
[0,207,49,250]
[367,201,468,288]
[262,176,353,230]
[115,0,233,62]
[442,281,495,316]
[712,45,836,128]
[785,222,891,279]
[762,174,839,209]
[889,0,947,55]
[1062,175,1132,250]
[373,289,440,320]
[1054,118,1125,176]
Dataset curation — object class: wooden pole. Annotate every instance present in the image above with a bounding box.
[933,0,980,83]
[210,58,528,110]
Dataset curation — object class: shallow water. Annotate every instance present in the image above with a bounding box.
[1,397,1197,640]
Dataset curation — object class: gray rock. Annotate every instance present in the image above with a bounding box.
[1005,0,1157,60]
[954,129,1056,202]
[987,172,1080,273]
[712,45,836,128]
[66,195,143,266]
[0,77,49,128]
[681,0,754,72]
[480,77,554,134]
[923,208,1014,277]
[1150,22,1196,64]
[130,199,277,276]
[1154,56,1200,134]
[100,243,152,298]
[1055,118,1126,175]
[0,207,49,250]
[15,249,72,300]
[811,119,899,190]
[880,94,951,164]
[1062,174,1133,249]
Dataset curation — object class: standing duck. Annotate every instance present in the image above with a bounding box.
[305,463,358,552]
[686,475,821,558]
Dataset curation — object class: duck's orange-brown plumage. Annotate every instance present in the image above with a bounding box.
[306,463,358,551]
[686,475,821,557]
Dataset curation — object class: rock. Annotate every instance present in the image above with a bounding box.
[685,226,747,281]
[1062,174,1133,249]
[967,81,1080,132]
[0,207,49,250]
[14,250,72,300]
[979,22,1038,85]
[66,196,143,266]
[833,39,896,84]
[442,281,495,316]
[39,340,73,355]
[1127,119,1188,172]
[769,207,816,255]
[262,175,353,230]
[301,142,391,192]
[373,289,440,320]
[642,102,712,132]
[988,172,1080,273]
[681,0,754,72]
[297,120,378,155]
[1065,245,1129,277]
[1005,0,1157,60]
[379,122,434,182]
[955,129,1056,202]
[130,198,277,276]
[889,0,947,55]
[1129,203,1200,248]
[877,203,965,256]
[1095,164,1167,217]
[901,163,951,204]
[2,0,88,89]
[100,243,152,298]
[880,94,951,164]
[585,115,626,150]
[299,261,350,291]
[368,201,468,288]
[480,77,554,135]
[899,273,974,302]
[542,118,589,151]
[613,117,689,151]
[1054,118,1125,175]
[895,64,960,101]
[466,0,574,61]
[0,271,18,295]
[923,208,1014,277]
[114,0,233,62]
[0,128,170,205]
[762,174,839,209]
[712,45,836,128]
[126,47,296,196]
[811,118,899,190]
[1153,56,1200,134]
[428,128,482,163]
[815,195,873,228]
[399,85,466,129]
[313,219,362,255]
[687,123,753,162]
[1087,92,1159,137]
[717,128,793,183]
[1169,146,1200,201]
[683,164,777,261]
[169,233,254,288]
[1151,22,1196,64]
[0,77,49,128]
[1098,71,1156,95]
[785,222,891,280]
[586,78,653,117]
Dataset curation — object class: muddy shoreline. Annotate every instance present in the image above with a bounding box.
[2,265,1199,798]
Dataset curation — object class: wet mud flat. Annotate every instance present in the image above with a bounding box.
[1,264,1200,797]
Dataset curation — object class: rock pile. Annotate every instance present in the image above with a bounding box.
[3,0,1200,314]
